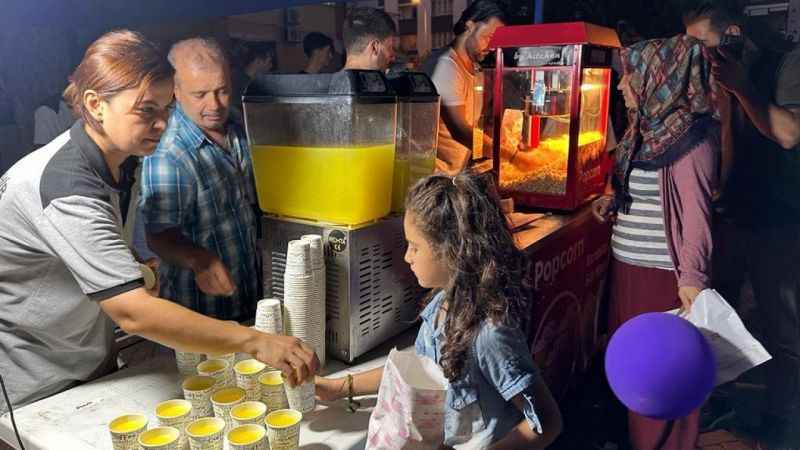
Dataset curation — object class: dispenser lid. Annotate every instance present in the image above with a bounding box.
[387,72,439,103]
[244,69,396,104]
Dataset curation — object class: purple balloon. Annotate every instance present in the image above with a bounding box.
[605,312,716,420]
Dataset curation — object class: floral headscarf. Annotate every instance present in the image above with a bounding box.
[614,34,719,211]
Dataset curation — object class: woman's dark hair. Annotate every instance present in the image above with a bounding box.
[406,171,533,381]
[453,0,507,36]
[64,30,173,133]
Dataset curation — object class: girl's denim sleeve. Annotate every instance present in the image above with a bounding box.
[475,324,543,433]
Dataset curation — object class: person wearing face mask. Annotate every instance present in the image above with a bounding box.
[342,7,398,73]
[421,0,506,175]
[0,31,319,413]
[139,38,260,322]
[684,2,800,447]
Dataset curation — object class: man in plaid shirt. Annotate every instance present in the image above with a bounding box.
[140,37,259,321]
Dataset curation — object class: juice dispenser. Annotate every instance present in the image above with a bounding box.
[386,72,440,212]
[243,70,397,225]
[476,22,621,210]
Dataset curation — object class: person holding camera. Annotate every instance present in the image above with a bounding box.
[684,3,800,447]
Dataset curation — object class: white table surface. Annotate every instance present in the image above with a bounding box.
[0,329,417,450]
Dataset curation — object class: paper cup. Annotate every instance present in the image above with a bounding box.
[228,424,268,450]
[255,299,283,334]
[182,375,216,419]
[258,371,290,412]
[265,409,302,450]
[109,413,148,450]
[197,359,232,389]
[155,399,192,448]
[300,235,323,268]
[186,417,225,450]
[176,350,206,377]
[230,401,268,427]
[210,386,246,434]
[234,359,267,401]
[205,352,236,368]
[137,426,180,450]
[284,380,315,414]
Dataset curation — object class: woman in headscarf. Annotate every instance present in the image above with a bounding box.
[592,34,720,449]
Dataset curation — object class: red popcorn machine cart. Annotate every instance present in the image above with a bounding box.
[476,22,621,210]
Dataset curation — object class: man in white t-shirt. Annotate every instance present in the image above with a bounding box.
[422,0,505,174]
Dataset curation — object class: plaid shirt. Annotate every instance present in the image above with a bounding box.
[140,105,259,320]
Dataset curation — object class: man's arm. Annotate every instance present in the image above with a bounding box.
[101,288,318,385]
[140,151,235,297]
[732,84,800,150]
[713,48,800,150]
[147,228,234,297]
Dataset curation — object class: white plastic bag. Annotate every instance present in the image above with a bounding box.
[366,348,448,450]
[669,289,771,386]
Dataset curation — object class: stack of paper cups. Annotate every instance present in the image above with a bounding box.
[175,350,205,377]
[283,241,324,377]
[300,234,326,367]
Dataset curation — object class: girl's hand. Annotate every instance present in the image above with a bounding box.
[678,286,702,314]
[315,375,346,402]
[592,195,616,223]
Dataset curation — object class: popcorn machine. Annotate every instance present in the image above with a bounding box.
[477,22,621,210]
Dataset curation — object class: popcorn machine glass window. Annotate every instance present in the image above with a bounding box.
[478,23,621,210]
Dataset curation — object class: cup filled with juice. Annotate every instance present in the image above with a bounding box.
[231,401,268,427]
[155,399,192,448]
[186,417,225,450]
[234,359,267,401]
[284,379,315,414]
[265,409,302,450]
[137,426,180,450]
[182,375,216,418]
[197,359,232,390]
[210,386,246,433]
[228,423,268,450]
[108,413,148,450]
[258,370,289,412]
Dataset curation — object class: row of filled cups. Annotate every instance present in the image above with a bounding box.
[108,359,310,450]
[109,403,302,450]
[177,352,316,415]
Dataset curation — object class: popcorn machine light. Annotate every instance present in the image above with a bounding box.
[478,22,621,210]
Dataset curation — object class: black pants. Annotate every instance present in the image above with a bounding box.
[714,221,800,421]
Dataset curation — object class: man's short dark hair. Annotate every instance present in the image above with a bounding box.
[682,0,744,33]
[343,7,397,54]
[303,32,333,58]
[453,0,507,36]
[233,40,275,68]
